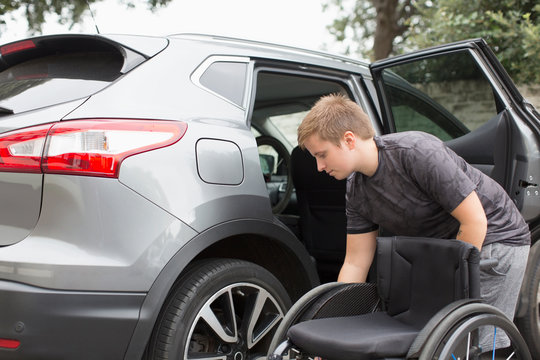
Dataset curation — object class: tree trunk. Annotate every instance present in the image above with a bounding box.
[371,0,400,60]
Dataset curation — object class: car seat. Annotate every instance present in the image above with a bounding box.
[290,146,347,280]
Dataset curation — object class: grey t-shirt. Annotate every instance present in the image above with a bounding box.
[346,131,530,246]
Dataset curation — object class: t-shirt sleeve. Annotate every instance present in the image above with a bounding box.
[404,139,476,213]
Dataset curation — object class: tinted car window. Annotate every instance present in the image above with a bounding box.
[0,50,124,114]
[380,50,501,140]
[199,61,247,107]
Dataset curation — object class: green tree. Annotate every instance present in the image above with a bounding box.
[0,0,172,35]
[324,0,419,61]
[408,0,540,84]
[326,0,540,83]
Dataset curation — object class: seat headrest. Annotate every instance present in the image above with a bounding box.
[291,146,345,191]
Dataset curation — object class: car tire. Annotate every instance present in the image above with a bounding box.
[515,230,540,359]
[146,258,291,360]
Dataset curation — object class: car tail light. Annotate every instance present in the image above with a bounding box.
[0,39,36,56]
[0,124,53,173]
[0,119,187,178]
[0,338,20,349]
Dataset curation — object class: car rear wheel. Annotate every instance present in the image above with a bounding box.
[146,259,291,360]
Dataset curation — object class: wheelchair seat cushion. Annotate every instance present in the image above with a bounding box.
[287,311,419,360]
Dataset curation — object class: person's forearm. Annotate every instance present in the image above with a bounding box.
[338,261,370,283]
[338,230,377,283]
[456,222,486,250]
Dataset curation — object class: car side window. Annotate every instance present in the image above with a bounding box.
[198,60,248,107]
[250,70,354,214]
[380,50,501,141]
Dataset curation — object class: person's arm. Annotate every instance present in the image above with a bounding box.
[450,191,487,250]
[338,230,378,283]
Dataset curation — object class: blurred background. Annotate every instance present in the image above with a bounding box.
[0,0,538,105]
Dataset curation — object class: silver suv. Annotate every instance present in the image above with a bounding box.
[0,34,538,360]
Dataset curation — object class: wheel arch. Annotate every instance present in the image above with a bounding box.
[124,218,319,359]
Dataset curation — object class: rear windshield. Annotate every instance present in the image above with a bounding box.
[0,37,134,115]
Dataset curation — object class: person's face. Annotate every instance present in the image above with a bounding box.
[303,133,356,180]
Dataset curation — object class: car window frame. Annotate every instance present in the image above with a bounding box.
[247,61,377,138]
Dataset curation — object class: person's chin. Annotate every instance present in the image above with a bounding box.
[328,171,341,180]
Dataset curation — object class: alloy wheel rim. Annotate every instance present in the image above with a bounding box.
[184,282,285,360]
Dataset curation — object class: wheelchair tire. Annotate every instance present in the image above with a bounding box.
[267,282,344,356]
[419,303,531,360]
[437,313,531,360]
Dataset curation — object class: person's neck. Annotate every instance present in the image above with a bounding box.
[357,138,379,177]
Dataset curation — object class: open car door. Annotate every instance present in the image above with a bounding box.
[369,38,539,223]
[370,38,540,357]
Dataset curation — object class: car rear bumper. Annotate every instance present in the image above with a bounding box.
[0,280,145,359]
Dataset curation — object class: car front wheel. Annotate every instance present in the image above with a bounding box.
[146,259,291,360]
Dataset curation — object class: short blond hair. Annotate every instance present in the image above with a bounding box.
[297,94,374,149]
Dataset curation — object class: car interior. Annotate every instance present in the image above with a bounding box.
[249,51,530,283]
[250,70,353,282]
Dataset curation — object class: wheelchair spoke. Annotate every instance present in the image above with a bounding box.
[438,314,531,360]
[505,351,516,360]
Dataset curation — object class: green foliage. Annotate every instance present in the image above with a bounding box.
[323,0,421,60]
[0,0,173,35]
[407,0,540,84]
[323,0,375,57]
[326,0,540,84]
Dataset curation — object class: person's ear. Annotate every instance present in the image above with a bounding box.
[343,131,356,150]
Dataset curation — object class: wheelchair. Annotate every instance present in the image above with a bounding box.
[268,236,531,360]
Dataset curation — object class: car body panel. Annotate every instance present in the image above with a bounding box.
[118,119,273,231]
[0,173,42,245]
[101,34,169,58]
[0,175,197,291]
[0,99,87,134]
[0,99,88,246]
[0,280,145,360]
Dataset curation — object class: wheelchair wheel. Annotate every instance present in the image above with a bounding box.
[268,282,344,355]
[421,312,531,360]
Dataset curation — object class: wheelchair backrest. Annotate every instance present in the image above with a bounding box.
[376,236,480,329]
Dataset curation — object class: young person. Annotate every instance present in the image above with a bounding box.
[297,94,531,349]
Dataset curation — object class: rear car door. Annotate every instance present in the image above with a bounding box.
[369,38,540,224]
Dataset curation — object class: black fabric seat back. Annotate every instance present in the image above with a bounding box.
[377,236,480,329]
[290,146,347,262]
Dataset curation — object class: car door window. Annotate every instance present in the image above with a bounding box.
[250,70,354,215]
[379,50,502,141]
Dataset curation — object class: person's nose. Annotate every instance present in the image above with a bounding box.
[316,158,325,172]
